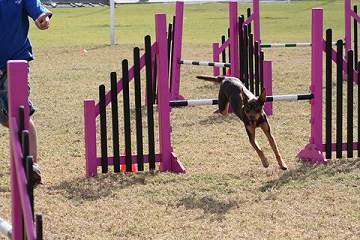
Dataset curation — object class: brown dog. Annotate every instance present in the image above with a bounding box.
[197,75,287,170]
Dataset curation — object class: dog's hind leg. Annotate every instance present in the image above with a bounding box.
[245,126,269,168]
[260,122,287,170]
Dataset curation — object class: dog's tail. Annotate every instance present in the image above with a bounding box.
[196,75,225,83]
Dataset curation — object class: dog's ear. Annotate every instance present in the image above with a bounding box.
[241,89,249,104]
[258,88,266,104]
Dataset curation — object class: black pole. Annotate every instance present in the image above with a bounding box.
[134,47,144,171]
[254,41,260,96]
[247,8,252,34]
[167,23,172,71]
[260,51,264,90]
[248,33,254,94]
[18,106,25,141]
[336,40,343,158]
[99,84,108,173]
[25,155,34,219]
[228,28,231,62]
[243,24,249,89]
[36,214,43,240]
[145,35,156,171]
[221,35,227,75]
[110,72,120,173]
[347,50,354,158]
[122,59,132,172]
[354,6,358,65]
[325,29,332,159]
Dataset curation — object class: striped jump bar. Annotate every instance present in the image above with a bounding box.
[169,93,313,107]
[178,60,231,68]
[0,217,12,239]
[261,42,340,48]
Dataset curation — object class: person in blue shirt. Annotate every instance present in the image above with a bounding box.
[0,0,52,185]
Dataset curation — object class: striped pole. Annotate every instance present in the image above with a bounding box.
[0,217,12,239]
[260,42,340,48]
[179,60,231,68]
[169,93,313,107]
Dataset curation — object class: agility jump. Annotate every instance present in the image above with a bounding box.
[0,61,43,240]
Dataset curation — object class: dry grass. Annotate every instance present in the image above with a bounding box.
[1,1,360,239]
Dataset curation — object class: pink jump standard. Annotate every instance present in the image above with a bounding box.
[0,60,43,240]
[83,11,185,177]
[298,8,360,163]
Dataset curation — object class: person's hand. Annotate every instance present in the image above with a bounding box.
[35,12,52,30]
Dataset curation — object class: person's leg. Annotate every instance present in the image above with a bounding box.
[29,118,38,163]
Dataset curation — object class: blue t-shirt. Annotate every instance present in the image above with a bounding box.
[0,0,50,69]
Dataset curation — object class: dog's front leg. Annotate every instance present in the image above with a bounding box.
[260,123,287,170]
[245,126,269,168]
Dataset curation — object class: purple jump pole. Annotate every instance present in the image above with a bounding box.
[8,60,37,239]
[298,8,326,164]
[345,0,352,57]
[170,1,185,100]
[84,100,97,177]
[155,13,186,173]
[212,43,220,76]
[263,60,272,115]
[253,0,261,44]
[229,1,240,78]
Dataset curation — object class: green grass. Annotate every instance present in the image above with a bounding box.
[1,0,360,239]
[32,0,347,48]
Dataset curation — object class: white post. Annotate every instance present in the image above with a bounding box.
[110,0,116,47]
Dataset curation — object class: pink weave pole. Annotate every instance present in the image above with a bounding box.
[155,13,186,173]
[298,8,326,163]
[229,1,240,78]
[345,0,352,59]
[212,43,220,76]
[8,60,37,239]
[84,100,97,177]
[263,60,273,115]
[253,0,261,44]
[170,1,185,101]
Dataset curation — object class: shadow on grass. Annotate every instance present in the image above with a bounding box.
[176,114,235,128]
[0,186,9,193]
[199,114,239,126]
[259,158,360,192]
[49,171,160,201]
[176,193,238,221]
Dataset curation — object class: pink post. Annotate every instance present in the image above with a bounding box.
[8,60,29,240]
[298,8,326,163]
[212,43,220,76]
[253,0,261,44]
[170,1,185,100]
[345,0,352,57]
[84,100,97,177]
[155,13,185,173]
[263,60,272,115]
[229,1,240,78]
[8,60,38,239]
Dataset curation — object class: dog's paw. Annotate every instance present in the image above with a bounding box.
[280,165,288,171]
[260,157,269,168]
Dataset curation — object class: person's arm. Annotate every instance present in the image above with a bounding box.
[24,0,52,30]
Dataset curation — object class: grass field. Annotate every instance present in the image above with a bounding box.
[1,0,360,239]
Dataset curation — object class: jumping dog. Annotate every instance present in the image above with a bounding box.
[197,75,288,170]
